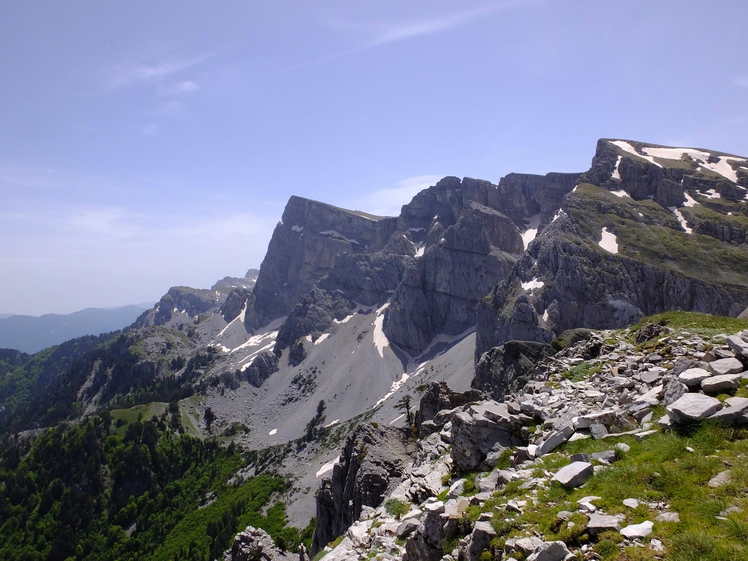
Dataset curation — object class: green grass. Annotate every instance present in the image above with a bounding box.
[384,498,411,519]
[567,184,748,288]
[561,361,602,382]
[631,311,748,337]
[111,401,168,428]
[461,422,748,561]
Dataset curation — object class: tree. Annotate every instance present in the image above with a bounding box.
[395,394,413,426]
[203,407,216,432]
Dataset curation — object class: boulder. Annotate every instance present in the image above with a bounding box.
[552,461,593,488]
[587,513,623,535]
[710,397,748,425]
[662,379,688,405]
[708,470,731,488]
[667,393,722,423]
[726,334,748,358]
[526,541,571,561]
[677,368,712,388]
[465,521,497,561]
[450,404,525,472]
[536,425,574,456]
[223,526,293,561]
[708,357,744,376]
[620,520,653,539]
[701,373,741,394]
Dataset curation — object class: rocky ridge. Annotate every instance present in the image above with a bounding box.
[312,316,748,560]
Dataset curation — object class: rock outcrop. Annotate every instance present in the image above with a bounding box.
[473,340,553,400]
[311,423,412,553]
[222,526,294,561]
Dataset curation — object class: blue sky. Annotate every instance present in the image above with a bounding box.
[1,0,747,314]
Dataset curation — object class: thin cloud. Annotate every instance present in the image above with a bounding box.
[159,80,200,96]
[349,174,444,216]
[734,76,748,88]
[327,3,520,50]
[106,54,210,89]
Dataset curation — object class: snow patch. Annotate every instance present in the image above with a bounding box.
[315,333,331,345]
[611,155,622,180]
[610,189,630,198]
[683,192,698,207]
[316,456,340,478]
[374,371,410,408]
[333,313,356,324]
[414,244,425,258]
[598,227,618,254]
[551,209,565,223]
[268,428,278,436]
[609,140,662,168]
[641,146,745,183]
[324,418,340,428]
[520,214,541,249]
[231,330,278,354]
[702,188,720,199]
[669,207,693,234]
[542,309,549,323]
[521,278,544,291]
[372,303,390,358]
[216,301,248,338]
[389,413,405,425]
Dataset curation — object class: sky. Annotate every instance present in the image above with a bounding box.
[1,0,747,315]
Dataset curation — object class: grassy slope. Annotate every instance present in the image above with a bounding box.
[459,313,748,561]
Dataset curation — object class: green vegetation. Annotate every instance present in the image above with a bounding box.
[384,498,411,520]
[464,423,748,561]
[631,311,748,337]
[0,411,310,561]
[561,361,602,382]
[567,183,748,288]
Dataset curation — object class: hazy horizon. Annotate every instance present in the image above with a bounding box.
[2,0,747,314]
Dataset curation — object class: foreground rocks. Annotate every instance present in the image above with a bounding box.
[312,324,748,560]
[223,526,295,561]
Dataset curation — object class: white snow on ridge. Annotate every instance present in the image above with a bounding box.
[231,330,279,353]
[520,214,541,249]
[333,313,356,324]
[324,418,340,428]
[372,303,390,358]
[683,192,698,207]
[641,146,745,183]
[610,189,630,198]
[521,278,544,291]
[316,455,340,478]
[611,155,622,180]
[415,244,425,258]
[551,209,565,223]
[609,140,662,168]
[268,428,278,436]
[374,371,410,408]
[389,414,405,425]
[669,207,693,234]
[702,188,720,199]
[315,333,331,345]
[216,301,248,338]
[598,227,619,254]
[542,309,549,323]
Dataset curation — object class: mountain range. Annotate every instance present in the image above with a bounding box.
[1,139,747,561]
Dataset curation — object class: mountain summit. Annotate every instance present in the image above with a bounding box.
[1,138,746,557]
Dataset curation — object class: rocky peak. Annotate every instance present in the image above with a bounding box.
[246,196,399,331]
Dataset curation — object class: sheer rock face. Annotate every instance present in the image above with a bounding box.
[384,174,579,357]
[415,381,483,435]
[246,196,397,331]
[477,139,748,359]
[311,423,412,554]
[473,340,553,401]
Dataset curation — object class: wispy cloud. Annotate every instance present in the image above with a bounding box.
[349,174,443,216]
[158,80,200,96]
[327,3,518,49]
[106,54,210,89]
[734,76,748,88]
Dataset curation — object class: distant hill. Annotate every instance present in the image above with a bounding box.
[0,305,150,353]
